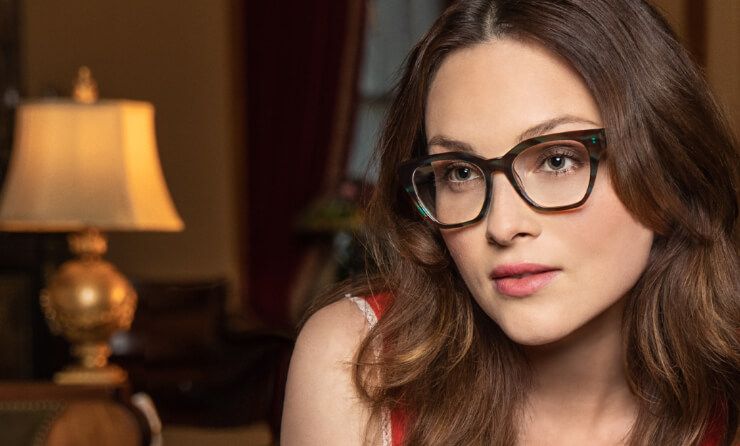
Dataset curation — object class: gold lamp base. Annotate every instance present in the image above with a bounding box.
[55,365,128,386]
[41,228,137,386]
[53,342,128,385]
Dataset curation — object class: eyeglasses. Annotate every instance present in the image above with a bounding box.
[398,128,607,228]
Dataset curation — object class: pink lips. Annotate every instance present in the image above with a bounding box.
[490,263,560,297]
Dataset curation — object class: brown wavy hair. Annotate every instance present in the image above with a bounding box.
[304,0,739,444]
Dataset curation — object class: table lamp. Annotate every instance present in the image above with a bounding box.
[0,67,184,385]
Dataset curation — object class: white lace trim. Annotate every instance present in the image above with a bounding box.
[347,294,392,446]
[380,408,392,446]
[348,294,378,327]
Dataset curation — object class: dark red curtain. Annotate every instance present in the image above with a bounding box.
[243,2,365,327]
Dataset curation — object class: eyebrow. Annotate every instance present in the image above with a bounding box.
[427,115,600,154]
[427,135,475,153]
[517,115,600,141]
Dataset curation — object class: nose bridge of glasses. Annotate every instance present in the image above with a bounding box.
[484,155,528,206]
[484,156,510,174]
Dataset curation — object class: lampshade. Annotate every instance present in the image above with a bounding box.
[0,99,184,232]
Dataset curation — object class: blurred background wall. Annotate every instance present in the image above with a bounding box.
[652,0,739,136]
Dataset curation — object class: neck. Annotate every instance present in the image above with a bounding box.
[522,298,637,420]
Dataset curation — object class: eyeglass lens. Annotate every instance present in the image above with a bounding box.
[411,139,591,225]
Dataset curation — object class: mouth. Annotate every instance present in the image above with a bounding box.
[490,263,560,297]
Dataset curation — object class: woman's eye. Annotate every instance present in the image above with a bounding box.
[446,164,480,182]
[538,153,582,174]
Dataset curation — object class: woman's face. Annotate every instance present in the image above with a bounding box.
[425,38,654,346]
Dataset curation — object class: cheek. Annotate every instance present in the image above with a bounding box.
[561,176,654,298]
[440,227,491,296]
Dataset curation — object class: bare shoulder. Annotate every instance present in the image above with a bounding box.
[281,298,376,446]
[296,298,370,357]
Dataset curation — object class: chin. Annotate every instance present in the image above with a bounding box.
[503,328,575,347]
[495,313,580,347]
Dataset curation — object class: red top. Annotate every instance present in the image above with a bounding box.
[363,294,408,446]
[356,294,727,446]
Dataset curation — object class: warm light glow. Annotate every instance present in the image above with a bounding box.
[79,286,97,306]
[0,99,184,232]
[110,286,127,305]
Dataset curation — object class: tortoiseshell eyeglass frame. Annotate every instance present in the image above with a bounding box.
[397,128,607,229]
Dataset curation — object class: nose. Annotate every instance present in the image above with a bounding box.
[485,173,541,247]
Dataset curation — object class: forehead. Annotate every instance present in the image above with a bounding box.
[425,38,602,156]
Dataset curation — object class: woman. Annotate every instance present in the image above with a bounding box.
[281,1,739,445]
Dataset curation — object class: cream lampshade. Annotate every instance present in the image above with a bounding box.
[0,69,183,384]
[0,100,183,232]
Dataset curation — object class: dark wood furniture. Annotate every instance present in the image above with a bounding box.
[0,381,150,446]
[110,280,294,441]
